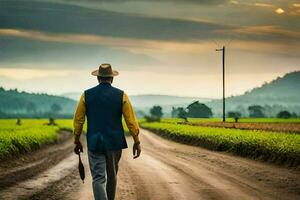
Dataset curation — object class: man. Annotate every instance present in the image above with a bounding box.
[73,63,141,200]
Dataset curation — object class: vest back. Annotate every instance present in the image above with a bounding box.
[84,83,127,152]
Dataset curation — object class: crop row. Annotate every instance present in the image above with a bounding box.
[0,119,76,159]
[161,118,300,124]
[140,122,300,168]
[0,119,132,159]
[186,121,300,134]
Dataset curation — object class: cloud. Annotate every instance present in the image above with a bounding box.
[0,28,220,57]
[254,3,274,8]
[230,25,300,42]
[55,0,226,5]
[229,0,239,5]
[0,28,159,49]
[0,68,70,80]
[1,0,298,44]
[0,28,216,53]
[0,36,160,68]
[0,0,231,42]
[2,27,300,58]
[1,1,299,69]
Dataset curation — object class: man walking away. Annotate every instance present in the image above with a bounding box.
[73,63,141,200]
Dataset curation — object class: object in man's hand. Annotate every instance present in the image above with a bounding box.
[78,153,85,183]
[74,141,83,154]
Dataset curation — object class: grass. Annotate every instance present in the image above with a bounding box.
[0,119,57,159]
[0,118,131,159]
[0,119,79,159]
[140,122,300,167]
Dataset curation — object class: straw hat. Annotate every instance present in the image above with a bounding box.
[91,63,119,77]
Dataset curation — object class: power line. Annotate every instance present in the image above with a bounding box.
[225,38,234,47]
[216,46,226,122]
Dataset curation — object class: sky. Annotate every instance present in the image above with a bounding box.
[0,0,299,98]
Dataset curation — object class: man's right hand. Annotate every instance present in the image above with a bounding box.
[133,141,141,159]
[74,141,83,155]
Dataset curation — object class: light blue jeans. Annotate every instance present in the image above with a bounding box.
[88,150,122,200]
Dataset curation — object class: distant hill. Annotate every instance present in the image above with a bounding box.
[2,71,299,118]
[61,92,82,101]
[129,94,212,107]
[0,87,77,118]
[207,71,300,117]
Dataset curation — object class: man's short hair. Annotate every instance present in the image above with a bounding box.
[97,76,113,82]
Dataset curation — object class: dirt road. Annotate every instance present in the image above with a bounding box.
[1,129,299,200]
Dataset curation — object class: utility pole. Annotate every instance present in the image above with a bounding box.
[216,46,226,122]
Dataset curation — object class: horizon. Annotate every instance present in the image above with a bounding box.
[1,69,298,100]
[0,69,297,99]
[1,0,300,98]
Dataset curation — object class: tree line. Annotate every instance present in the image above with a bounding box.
[145,101,298,122]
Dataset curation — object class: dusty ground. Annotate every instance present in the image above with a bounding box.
[0,129,299,200]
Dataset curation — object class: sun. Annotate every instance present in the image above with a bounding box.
[275,8,285,14]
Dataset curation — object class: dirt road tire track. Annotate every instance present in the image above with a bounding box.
[0,131,72,190]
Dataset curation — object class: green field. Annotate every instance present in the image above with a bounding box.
[140,122,300,167]
[0,119,131,159]
[161,118,300,124]
[0,119,77,159]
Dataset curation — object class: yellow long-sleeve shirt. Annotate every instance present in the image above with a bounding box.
[73,92,140,144]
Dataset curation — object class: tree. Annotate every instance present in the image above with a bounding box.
[248,105,265,118]
[51,103,62,114]
[263,104,272,118]
[45,117,57,126]
[171,107,179,118]
[187,101,212,118]
[26,102,37,114]
[135,110,146,118]
[277,111,292,119]
[171,107,188,122]
[150,105,163,119]
[236,105,246,117]
[177,107,188,122]
[227,111,241,122]
[16,118,22,126]
[291,112,298,118]
[0,109,7,118]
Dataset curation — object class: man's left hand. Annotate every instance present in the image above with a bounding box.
[74,141,83,154]
[133,141,141,159]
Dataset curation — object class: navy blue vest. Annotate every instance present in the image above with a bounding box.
[84,82,127,152]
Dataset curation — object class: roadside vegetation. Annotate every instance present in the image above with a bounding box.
[161,118,300,124]
[140,121,300,167]
[0,119,78,160]
[0,118,132,160]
